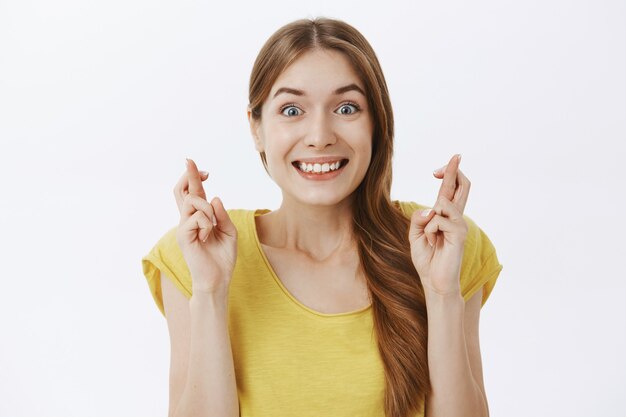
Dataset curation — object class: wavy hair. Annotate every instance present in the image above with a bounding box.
[247,17,430,417]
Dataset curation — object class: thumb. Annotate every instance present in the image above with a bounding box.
[408,207,435,245]
[210,197,237,237]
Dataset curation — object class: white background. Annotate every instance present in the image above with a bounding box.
[1,0,624,416]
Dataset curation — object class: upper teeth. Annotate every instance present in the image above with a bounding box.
[297,160,343,173]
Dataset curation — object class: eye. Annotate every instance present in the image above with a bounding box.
[279,101,361,117]
[280,104,303,117]
[336,102,361,115]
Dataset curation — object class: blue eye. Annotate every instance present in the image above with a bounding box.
[280,105,302,117]
[336,102,360,115]
[279,101,361,117]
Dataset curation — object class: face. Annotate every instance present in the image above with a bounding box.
[247,48,374,207]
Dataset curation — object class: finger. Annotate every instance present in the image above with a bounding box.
[431,197,469,242]
[423,215,441,248]
[432,195,464,222]
[182,209,214,243]
[181,194,217,226]
[174,170,209,211]
[175,169,208,194]
[209,196,237,237]
[424,213,467,247]
[434,167,470,214]
[432,154,462,177]
[432,163,448,175]
[185,158,207,200]
[408,206,435,248]
[435,154,461,203]
[183,171,209,192]
[451,169,470,213]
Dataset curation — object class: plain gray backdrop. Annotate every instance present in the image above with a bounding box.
[1,0,624,416]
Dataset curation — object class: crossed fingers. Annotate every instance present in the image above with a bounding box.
[433,154,471,216]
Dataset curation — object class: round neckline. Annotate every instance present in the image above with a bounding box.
[249,208,372,319]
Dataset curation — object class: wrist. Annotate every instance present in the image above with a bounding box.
[190,289,229,309]
[190,296,229,321]
[423,287,463,304]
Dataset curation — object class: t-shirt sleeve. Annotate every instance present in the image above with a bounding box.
[141,225,193,317]
[459,215,503,307]
[396,200,503,307]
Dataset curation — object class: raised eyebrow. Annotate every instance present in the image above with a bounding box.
[272,83,366,99]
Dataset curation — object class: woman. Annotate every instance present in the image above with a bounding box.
[141,17,503,417]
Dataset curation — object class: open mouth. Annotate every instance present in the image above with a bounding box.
[291,159,350,174]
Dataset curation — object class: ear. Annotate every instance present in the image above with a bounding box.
[247,106,264,153]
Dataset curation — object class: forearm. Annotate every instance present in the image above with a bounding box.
[174,290,239,417]
[425,290,487,417]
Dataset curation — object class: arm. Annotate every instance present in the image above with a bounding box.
[161,272,239,417]
[424,287,489,417]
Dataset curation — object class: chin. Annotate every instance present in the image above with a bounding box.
[290,192,350,208]
[308,188,360,206]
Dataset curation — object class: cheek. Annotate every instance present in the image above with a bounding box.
[264,117,301,138]
[341,124,372,153]
[339,115,372,136]
[361,148,373,172]
[260,124,290,151]
[353,136,373,172]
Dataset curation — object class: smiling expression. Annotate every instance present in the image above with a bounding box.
[248,48,374,207]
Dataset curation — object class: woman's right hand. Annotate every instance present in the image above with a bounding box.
[174,158,238,296]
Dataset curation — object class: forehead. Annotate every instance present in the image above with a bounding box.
[269,49,365,97]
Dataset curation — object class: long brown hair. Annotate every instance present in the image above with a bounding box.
[248,17,430,417]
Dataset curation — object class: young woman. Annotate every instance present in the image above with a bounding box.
[142,17,503,417]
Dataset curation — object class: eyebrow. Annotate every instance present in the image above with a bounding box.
[272,83,366,99]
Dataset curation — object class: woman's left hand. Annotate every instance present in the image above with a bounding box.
[408,154,471,296]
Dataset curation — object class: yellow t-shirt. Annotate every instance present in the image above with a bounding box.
[141,200,503,417]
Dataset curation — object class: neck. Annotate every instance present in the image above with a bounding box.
[257,196,356,262]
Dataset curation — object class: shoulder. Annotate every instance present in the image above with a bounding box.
[225,208,252,224]
[458,212,504,307]
[141,224,189,316]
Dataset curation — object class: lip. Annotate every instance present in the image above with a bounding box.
[292,156,349,164]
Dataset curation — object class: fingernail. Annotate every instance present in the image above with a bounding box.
[212,215,217,226]
[433,165,445,174]
[457,154,462,163]
[200,170,208,176]
[185,158,189,168]
[421,209,432,217]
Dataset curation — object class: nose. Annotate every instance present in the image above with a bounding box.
[303,110,337,149]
